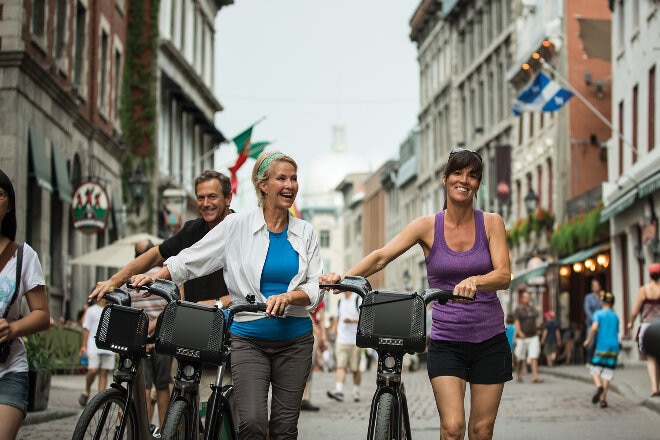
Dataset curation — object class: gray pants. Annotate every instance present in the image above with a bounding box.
[231,332,313,440]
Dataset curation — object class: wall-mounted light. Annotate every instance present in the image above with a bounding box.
[559,266,571,277]
[129,164,148,216]
[573,262,583,273]
[634,244,645,263]
[596,254,609,268]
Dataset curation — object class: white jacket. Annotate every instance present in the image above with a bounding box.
[165,208,323,321]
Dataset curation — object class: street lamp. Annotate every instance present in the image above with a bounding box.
[129,164,148,215]
[524,188,539,221]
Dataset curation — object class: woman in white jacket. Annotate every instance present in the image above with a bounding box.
[133,152,322,440]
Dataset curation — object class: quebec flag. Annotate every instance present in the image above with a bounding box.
[512,72,573,116]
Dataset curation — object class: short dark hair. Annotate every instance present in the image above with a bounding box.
[195,170,231,198]
[0,169,17,241]
[134,240,155,258]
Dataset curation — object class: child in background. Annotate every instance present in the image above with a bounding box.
[541,310,561,367]
[583,291,619,408]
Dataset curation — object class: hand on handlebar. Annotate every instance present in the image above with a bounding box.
[265,293,290,317]
[452,276,478,302]
[319,272,342,286]
[128,274,156,295]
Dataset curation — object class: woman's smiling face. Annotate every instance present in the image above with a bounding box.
[261,160,298,210]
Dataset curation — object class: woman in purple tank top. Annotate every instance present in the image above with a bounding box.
[320,149,512,439]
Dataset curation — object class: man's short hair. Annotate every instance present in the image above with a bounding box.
[135,240,155,258]
[195,170,231,198]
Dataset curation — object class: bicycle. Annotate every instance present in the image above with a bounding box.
[140,279,267,440]
[71,282,176,440]
[320,275,474,440]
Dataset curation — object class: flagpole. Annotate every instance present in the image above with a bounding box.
[541,59,638,155]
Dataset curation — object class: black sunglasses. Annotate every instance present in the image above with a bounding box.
[449,148,482,161]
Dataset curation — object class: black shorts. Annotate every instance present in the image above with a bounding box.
[144,352,173,390]
[427,332,512,384]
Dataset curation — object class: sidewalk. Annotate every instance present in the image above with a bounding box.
[23,360,660,427]
[539,360,660,414]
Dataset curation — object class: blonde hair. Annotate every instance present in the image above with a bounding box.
[251,151,298,207]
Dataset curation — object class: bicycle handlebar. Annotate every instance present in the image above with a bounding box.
[320,275,475,305]
[126,278,181,303]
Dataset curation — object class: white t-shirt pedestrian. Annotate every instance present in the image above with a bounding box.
[335,292,361,345]
[82,304,114,356]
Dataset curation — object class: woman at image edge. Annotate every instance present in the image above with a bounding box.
[0,169,50,440]
[320,149,512,440]
[132,152,322,439]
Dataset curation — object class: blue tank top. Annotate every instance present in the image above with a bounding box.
[426,210,505,343]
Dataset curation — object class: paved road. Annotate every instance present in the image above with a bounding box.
[17,364,660,439]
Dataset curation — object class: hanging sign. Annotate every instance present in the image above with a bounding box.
[71,181,110,233]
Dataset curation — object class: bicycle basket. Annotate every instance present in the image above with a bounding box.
[356,290,427,353]
[155,300,225,364]
[95,304,149,355]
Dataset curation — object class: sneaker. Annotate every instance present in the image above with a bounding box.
[326,390,344,402]
[592,386,604,404]
[352,389,360,402]
[78,393,89,406]
[300,400,320,411]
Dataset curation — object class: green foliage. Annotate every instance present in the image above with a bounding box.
[23,332,56,372]
[550,207,605,256]
[119,0,160,230]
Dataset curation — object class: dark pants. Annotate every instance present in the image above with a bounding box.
[231,332,313,440]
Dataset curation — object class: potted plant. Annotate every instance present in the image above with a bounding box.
[23,331,55,411]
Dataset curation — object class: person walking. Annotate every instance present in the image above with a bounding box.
[541,310,561,367]
[125,240,172,431]
[131,151,323,440]
[628,262,660,397]
[79,297,115,406]
[90,169,234,306]
[0,170,50,440]
[320,148,512,440]
[584,278,603,365]
[583,291,619,408]
[327,290,362,403]
[514,291,542,382]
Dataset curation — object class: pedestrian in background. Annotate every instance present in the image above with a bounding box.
[327,290,362,403]
[514,291,542,383]
[0,169,50,440]
[628,262,660,397]
[79,297,115,406]
[125,239,172,431]
[583,291,619,408]
[541,310,561,367]
[583,278,603,365]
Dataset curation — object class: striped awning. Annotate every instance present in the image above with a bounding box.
[638,172,660,198]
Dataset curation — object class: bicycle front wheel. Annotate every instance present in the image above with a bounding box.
[161,399,193,440]
[72,388,138,440]
[373,393,408,440]
[205,384,238,440]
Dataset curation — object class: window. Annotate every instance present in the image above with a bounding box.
[32,0,46,38]
[632,84,638,163]
[113,48,122,122]
[650,66,656,152]
[73,2,86,88]
[99,30,109,113]
[55,0,67,59]
[319,230,330,248]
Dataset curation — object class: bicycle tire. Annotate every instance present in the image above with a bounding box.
[160,399,192,440]
[72,388,138,440]
[373,392,408,440]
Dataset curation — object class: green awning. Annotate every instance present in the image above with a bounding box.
[599,190,637,223]
[51,143,72,204]
[558,242,610,265]
[28,126,52,192]
[638,172,660,198]
[509,262,549,291]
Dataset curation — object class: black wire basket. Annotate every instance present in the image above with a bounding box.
[155,301,225,364]
[356,290,427,353]
[95,304,149,356]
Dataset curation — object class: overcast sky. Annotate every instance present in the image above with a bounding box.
[213,0,420,210]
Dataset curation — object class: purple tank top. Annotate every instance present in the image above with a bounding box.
[426,210,505,343]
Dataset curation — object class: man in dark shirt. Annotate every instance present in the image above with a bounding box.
[90,170,233,305]
[513,290,542,383]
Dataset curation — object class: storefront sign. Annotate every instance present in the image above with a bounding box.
[71,181,110,233]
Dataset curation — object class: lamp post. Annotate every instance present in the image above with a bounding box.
[524,188,538,223]
[129,164,148,216]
